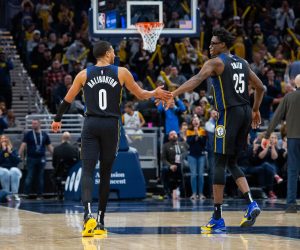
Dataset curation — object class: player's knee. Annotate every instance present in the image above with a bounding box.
[227,165,245,180]
[82,159,98,176]
[213,153,227,185]
[213,173,226,185]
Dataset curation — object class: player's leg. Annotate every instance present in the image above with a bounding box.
[81,117,100,236]
[229,105,261,227]
[95,118,119,235]
[201,110,227,233]
[201,153,227,233]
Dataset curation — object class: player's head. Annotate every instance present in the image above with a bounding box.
[93,40,115,64]
[210,28,235,57]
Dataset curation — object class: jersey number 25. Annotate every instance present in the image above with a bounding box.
[233,73,245,94]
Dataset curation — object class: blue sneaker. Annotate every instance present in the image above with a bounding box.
[240,201,261,227]
[201,217,226,233]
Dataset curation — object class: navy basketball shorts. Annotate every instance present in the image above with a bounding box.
[81,116,120,160]
[214,105,252,155]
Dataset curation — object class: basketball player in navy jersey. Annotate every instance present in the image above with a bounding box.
[51,41,172,237]
[165,28,265,233]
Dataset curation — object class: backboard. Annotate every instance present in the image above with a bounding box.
[89,0,200,38]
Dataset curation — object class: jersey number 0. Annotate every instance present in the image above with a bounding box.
[98,89,107,110]
[233,73,245,94]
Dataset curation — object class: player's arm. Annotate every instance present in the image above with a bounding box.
[51,70,86,132]
[171,58,220,98]
[119,67,172,101]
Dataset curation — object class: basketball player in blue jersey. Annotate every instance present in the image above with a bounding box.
[51,41,172,237]
[165,28,265,233]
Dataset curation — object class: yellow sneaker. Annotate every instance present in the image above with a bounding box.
[94,223,108,236]
[82,215,97,237]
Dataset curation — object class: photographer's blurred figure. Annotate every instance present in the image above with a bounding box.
[52,132,79,199]
[161,130,189,199]
[0,49,13,110]
[19,119,53,199]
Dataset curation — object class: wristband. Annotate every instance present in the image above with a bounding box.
[54,99,71,122]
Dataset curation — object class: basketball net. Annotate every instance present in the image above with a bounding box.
[135,22,164,53]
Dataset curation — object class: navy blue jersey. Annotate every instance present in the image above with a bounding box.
[83,65,122,118]
[211,53,250,111]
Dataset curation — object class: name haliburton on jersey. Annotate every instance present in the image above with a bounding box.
[87,76,118,88]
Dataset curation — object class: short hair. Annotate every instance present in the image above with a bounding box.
[212,27,235,48]
[93,40,112,59]
[125,102,134,109]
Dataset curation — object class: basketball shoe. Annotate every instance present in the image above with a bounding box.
[82,214,97,237]
[94,222,107,235]
[240,201,261,227]
[201,217,226,233]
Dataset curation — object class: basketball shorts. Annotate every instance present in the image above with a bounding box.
[81,116,120,160]
[214,105,251,155]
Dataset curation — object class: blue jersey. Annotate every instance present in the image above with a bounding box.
[211,53,250,111]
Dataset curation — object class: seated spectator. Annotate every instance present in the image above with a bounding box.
[0,135,22,201]
[52,132,79,199]
[255,132,285,199]
[186,115,207,200]
[238,135,276,199]
[161,130,189,199]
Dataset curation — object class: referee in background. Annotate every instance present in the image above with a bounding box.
[264,74,300,213]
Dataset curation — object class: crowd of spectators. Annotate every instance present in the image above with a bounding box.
[2,0,299,199]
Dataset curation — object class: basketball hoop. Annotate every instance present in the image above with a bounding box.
[135,22,164,53]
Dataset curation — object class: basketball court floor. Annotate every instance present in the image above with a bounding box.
[0,199,299,249]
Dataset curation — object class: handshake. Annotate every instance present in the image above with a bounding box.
[153,85,174,110]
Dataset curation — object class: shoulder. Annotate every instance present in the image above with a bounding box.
[205,57,224,67]
[77,69,87,79]
[118,67,130,75]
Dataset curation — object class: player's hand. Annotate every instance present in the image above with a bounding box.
[251,110,261,129]
[51,121,61,133]
[154,85,173,102]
